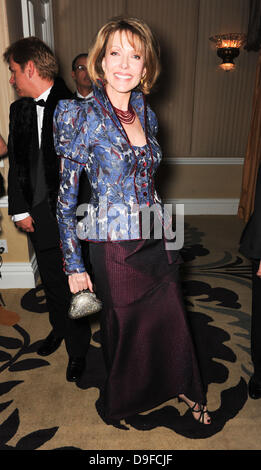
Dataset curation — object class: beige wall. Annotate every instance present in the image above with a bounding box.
[5,0,23,44]
[53,0,125,90]
[157,163,243,199]
[0,0,30,266]
[0,208,31,262]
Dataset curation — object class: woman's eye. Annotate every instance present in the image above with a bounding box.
[110,51,118,56]
[133,54,141,60]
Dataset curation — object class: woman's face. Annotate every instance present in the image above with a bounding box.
[102,30,146,102]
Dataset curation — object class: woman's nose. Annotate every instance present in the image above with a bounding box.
[120,55,129,69]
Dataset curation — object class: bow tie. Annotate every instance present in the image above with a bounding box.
[35,99,46,107]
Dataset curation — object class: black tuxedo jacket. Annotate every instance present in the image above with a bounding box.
[240,165,261,260]
[8,77,72,217]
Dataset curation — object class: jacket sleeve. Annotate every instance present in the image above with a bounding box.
[53,99,89,164]
[7,103,31,216]
[54,100,90,275]
[147,103,159,137]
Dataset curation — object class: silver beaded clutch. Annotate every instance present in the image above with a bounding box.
[68,289,103,319]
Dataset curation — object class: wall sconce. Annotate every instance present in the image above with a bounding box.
[209,33,246,71]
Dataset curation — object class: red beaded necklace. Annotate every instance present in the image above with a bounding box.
[112,103,136,125]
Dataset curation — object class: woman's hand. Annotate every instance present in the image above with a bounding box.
[68,272,93,294]
[257,261,261,277]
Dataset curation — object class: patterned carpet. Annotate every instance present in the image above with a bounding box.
[0,215,260,451]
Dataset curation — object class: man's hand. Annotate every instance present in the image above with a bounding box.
[68,271,93,294]
[15,215,35,232]
[0,135,7,157]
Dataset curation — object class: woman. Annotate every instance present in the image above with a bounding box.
[54,17,211,424]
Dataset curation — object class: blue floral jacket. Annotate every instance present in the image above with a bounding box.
[53,83,164,274]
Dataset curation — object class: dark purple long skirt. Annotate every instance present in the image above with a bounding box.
[89,237,206,420]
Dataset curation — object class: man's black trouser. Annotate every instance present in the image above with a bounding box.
[251,260,261,381]
[29,230,91,358]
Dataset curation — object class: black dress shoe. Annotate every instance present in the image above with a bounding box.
[66,357,85,382]
[37,331,63,357]
[248,376,261,399]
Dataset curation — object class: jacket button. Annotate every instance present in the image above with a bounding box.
[143,192,147,196]
[140,150,146,156]
[143,162,147,167]
[142,183,147,187]
[141,172,146,177]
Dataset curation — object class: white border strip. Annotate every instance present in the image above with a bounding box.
[0,196,8,208]
[163,198,240,215]
[163,157,244,165]
[0,253,39,288]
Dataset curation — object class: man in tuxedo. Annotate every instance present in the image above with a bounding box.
[3,37,91,382]
[72,53,92,99]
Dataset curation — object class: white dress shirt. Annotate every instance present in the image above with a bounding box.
[76,90,93,99]
[12,87,52,222]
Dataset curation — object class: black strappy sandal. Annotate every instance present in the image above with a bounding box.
[178,396,212,425]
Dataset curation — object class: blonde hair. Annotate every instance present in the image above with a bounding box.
[87,17,160,94]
